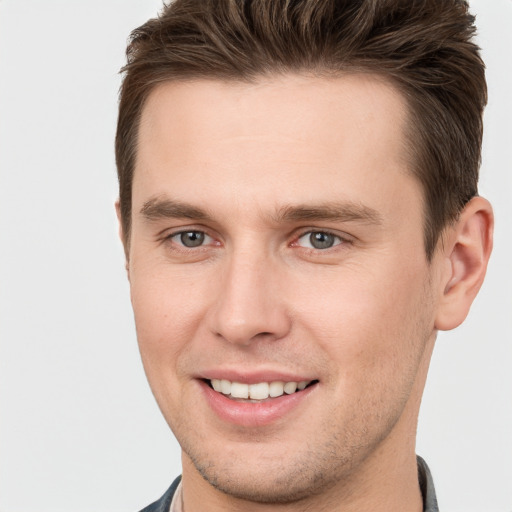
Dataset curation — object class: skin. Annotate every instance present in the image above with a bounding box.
[120,74,493,511]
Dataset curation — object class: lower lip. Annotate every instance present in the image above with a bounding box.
[199,380,317,427]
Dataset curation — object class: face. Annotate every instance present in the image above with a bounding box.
[127,75,442,504]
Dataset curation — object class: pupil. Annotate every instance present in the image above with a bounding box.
[180,231,204,247]
[310,232,334,249]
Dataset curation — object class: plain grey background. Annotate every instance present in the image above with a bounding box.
[0,1,510,511]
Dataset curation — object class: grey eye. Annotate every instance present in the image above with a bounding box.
[297,231,342,250]
[178,231,206,247]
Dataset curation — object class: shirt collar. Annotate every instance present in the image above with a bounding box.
[169,479,183,512]
[417,455,439,512]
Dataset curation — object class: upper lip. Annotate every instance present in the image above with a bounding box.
[197,368,317,384]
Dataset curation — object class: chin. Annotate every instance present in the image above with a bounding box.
[190,452,336,504]
[179,429,365,505]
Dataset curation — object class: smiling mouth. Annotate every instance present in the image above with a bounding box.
[206,378,318,402]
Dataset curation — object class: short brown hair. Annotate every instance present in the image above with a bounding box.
[116,0,486,259]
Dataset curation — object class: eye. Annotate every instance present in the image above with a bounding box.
[171,230,212,248]
[296,231,343,250]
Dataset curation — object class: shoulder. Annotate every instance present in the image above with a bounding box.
[138,476,182,512]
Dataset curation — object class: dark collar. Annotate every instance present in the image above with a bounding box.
[138,476,181,512]
[418,455,439,512]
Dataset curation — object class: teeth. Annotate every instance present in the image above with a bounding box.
[231,382,249,399]
[269,381,284,397]
[209,378,312,400]
[249,382,269,400]
[220,379,231,395]
[283,381,297,394]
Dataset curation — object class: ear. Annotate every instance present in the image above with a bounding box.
[115,199,130,276]
[435,196,493,331]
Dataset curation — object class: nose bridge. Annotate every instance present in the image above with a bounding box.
[209,243,290,345]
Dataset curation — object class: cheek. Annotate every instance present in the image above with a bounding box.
[129,271,210,424]
[129,262,209,376]
[292,258,433,376]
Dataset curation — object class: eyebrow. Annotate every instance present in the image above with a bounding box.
[273,202,383,225]
[140,196,382,226]
[140,197,211,221]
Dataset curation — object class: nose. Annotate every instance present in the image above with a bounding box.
[207,250,292,346]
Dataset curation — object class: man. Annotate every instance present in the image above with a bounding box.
[115,1,493,510]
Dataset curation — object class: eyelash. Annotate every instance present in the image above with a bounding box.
[162,228,350,253]
[164,230,217,250]
[293,230,347,251]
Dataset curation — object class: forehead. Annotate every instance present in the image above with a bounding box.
[134,74,418,223]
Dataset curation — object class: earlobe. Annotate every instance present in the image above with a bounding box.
[434,197,493,331]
